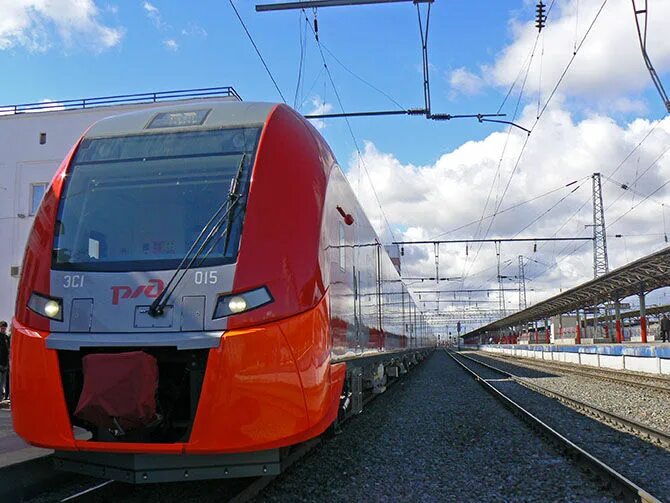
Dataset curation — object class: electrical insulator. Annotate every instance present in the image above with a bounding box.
[535,1,546,32]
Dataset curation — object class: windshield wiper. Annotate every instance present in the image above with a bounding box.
[148,154,247,317]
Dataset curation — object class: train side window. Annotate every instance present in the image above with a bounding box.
[338,222,345,271]
[29,183,47,215]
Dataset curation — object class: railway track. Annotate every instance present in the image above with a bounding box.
[447,350,662,503]
[457,351,670,449]
[477,351,670,394]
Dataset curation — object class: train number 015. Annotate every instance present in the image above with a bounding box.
[194,271,218,285]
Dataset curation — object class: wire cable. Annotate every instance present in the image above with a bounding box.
[293,12,308,109]
[304,11,397,242]
[461,32,541,282]
[464,0,609,287]
[319,41,406,111]
[512,177,588,237]
[430,177,586,239]
[229,0,287,103]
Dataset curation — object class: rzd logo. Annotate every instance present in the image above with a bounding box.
[111,279,165,305]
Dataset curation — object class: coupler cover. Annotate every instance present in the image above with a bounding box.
[74,351,159,434]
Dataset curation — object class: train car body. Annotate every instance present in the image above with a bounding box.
[11,101,433,482]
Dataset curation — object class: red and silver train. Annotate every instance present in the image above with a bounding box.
[12,101,434,482]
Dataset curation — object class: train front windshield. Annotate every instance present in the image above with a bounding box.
[52,127,261,272]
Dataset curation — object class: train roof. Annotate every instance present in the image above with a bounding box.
[85,101,278,138]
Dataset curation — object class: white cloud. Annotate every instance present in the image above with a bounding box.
[163,39,178,51]
[449,67,485,96]
[142,1,163,28]
[306,97,334,131]
[460,0,670,108]
[181,22,207,38]
[346,104,670,314]
[0,0,124,52]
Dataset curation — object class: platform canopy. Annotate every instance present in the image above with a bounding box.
[464,245,670,337]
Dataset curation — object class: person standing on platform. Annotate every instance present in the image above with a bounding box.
[0,321,9,401]
[661,314,670,343]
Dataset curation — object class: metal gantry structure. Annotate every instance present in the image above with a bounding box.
[518,255,527,310]
[396,237,591,334]
[496,241,506,316]
[591,173,609,278]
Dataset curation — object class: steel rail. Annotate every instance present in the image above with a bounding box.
[446,350,662,503]
[228,438,321,503]
[479,352,670,394]
[455,351,670,449]
[60,480,114,502]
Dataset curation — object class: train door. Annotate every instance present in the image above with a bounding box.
[352,264,362,351]
[376,243,383,339]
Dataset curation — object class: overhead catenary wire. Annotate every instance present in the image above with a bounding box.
[296,7,406,112]
[318,34,406,111]
[460,0,560,284]
[602,173,666,208]
[603,143,670,212]
[532,121,663,267]
[464,0,608,287]
[536,29,545,119]
[547,176,670,270]
[430,177,588,239]
[607,178,670,229]
[293,12,309,108]
[460,37,539,282]
[531,166,670,281]
[512,177,588,237]
[303,10,398,243]
[229,0,287,103]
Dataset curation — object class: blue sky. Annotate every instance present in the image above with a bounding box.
[1,1,667,163]
[2,0,670,328]
[0,1,567,162]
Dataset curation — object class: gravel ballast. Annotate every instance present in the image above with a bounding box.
[471,352,670,434]
[256,351,613,502]
[461,352,670,501]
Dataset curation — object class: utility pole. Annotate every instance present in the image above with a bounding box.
[592,172,610,340]
[518,255,527,311]
[592,173,609,278]
[496,242,506,316]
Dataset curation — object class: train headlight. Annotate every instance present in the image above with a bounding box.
[228,296,247,313]
[213,287,273,319]
[28,292,63,321]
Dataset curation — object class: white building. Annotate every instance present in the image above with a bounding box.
[0,87,241,323]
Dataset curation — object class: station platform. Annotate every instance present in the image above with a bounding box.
[0,403,51,469]
[473,343,670,375]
